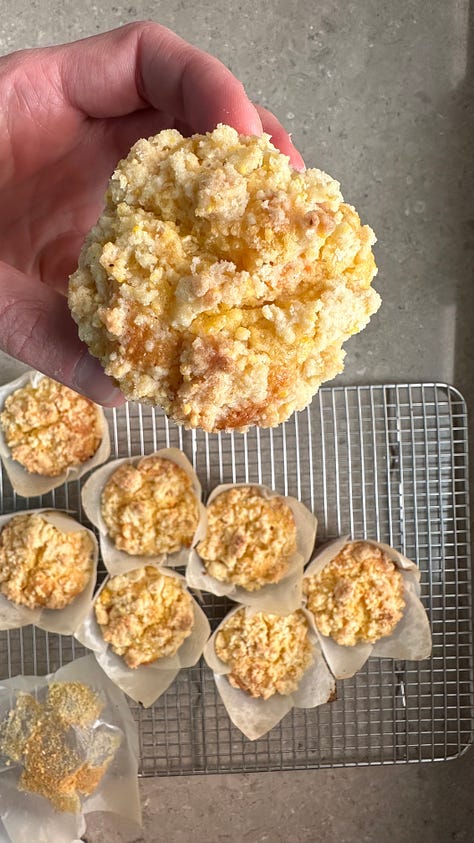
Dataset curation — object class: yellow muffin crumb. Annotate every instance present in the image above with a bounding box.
[0,682,119,813]
[95,566,195,669]
[0,513,94,610]
[100,455,199,556]
[215,608,313,700]
[304,541,405,646]
[0,376,102,476]
[198,486,297,590]
[69,124,379,432]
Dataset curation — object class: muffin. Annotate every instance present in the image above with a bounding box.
[69,124,379,432]
[0,376,103,477]
[303,540,405,646]
[94,567,195,669]
[0,513,95,610]
[214,608,313,700]
[100,454,200,556]
[197,485,297,590]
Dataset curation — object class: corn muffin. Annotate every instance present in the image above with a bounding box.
[69,124,379,432]
[198,486,297,590]
[304,541,405,646]
[0,513,95,610]
[100,454,199,556]
[0,376,102,476]
[215,608,313,700]
[0,682,119,813]
[95,567,194,669]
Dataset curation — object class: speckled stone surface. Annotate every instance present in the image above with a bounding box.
[0,1,473,841]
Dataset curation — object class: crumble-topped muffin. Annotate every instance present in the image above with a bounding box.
[197,486,297,590]
[100,454,200,556]
[0,376,102,476]
[0,682,119,813]
[0,513,95,610]
[304,541,405,646]
[69,124,379,432]
[214,608,313,700]
[94,567,195,669]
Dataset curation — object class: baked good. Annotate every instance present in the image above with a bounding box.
[0,376,102,476]
[100,454,199,556]
[0,513,94,610]
[94,567,194,668]
[197,485,296,590]
[69,124,379,432]
[214,608,313,699]
[303,541,405,646]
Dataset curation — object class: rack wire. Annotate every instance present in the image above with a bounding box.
[0,383,471,773]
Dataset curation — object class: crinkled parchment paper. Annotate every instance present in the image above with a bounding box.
[76,564,210,706]
[187,483,317,613]
[81,448,206,574]
[0,370,110,498]
[303,537,432,679]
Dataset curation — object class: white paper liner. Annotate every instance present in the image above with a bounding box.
[81,448,206,575]
[303,537,433,679]
[75,564,210,707]
[0,509,98,635]
[187,483,317,613]
[203,605,335,740]
[0,370,111,498]
[0,655,141,843]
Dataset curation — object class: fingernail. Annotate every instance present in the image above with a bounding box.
[72,352,124,406]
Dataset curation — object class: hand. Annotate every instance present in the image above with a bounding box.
[0,21,304,405]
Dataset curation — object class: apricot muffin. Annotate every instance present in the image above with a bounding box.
[0,376,102,476]
[214,608,313,700]
[0,513,95,610]
[198,486,297,591]
[69,124,379,432]
[100,454,199,556]
[94,567,194,669]
[303,541,405,646]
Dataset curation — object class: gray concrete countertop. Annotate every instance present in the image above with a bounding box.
[0,1,473,841]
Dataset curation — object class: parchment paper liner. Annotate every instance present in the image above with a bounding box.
[203,604,335,740]
[0,370,111,498]
[0,654,141,843]
[75,563,210,707]
[0,509,98,635]
[303,537,433,680]
[81,448,207,575]
[186,483,317,613]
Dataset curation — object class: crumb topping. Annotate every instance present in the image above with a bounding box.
[100,455,199,556]
[215,608,313,700]
[0,376,102,476]
[304,541,405,646]
[198,486,297,590]
[69,124,379,432]
[95,566,195,669]
[0,513,94,610]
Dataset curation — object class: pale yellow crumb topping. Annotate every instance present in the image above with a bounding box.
[215,608,313,700]
[68,124,379,433]
[198,485,297,590]
[0,376,102,476]
[0,513,94,610]
[304,541,405,646]
[0,682,119,813]
[95,566,195,669]
[100,454,199,556]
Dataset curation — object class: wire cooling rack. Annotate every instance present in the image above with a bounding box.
[0,383,471,772]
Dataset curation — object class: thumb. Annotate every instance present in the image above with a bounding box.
[0,263,124,407]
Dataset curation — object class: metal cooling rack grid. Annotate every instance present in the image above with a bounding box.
[0,383,471,773]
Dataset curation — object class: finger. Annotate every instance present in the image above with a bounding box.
[0,263,124,407]
[57,21,263,136]
[254,104,306,171]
